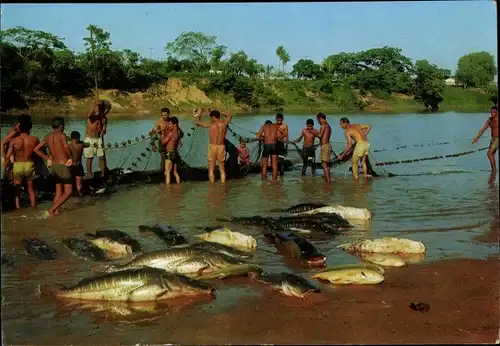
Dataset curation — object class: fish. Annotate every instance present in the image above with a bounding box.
[271,203,328,214]
[276,218,343,234]
[294,204,372,220]
[22,238,58,261]
[284,212,352,228]
[356,252,407,267]
[198,225,225,232]
[217,216,274,228]
[62,237,111,262]
[263,232,327,266]
[86,229,142,253]
[105,248,244,277]
[1,254,14,266]
[253,272,321,298]
[39,267,216,302]
[138,225,187,246]
[84,236,133,257]
[197,228,257,252]
[311,263,385,285]
[337,237,426,254]
[188,242,253,260]
[199,263,263,280]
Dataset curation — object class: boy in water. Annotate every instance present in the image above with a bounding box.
[294,119,319,176]
[256,120,279,181]
[275,113,289,176]
[34,117,73,216]
[237,138,251,167]
[161,117,181,185]
[2,120,39,209]
[69,131,85,196]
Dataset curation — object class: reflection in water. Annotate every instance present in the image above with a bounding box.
[207,183,229,214]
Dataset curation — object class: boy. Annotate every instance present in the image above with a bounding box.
[70,131,85,196]
[161,117,181,185]
[294,119,319,176]
[237,138,251,167]
[2,120,39,209]
[34,117,73,216]
[256,120,279,181]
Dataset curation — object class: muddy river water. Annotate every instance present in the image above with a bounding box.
[1,112,498,344]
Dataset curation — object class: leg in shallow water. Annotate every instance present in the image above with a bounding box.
[49,183,73,215]
[208,160,216,183]
[160,152,166,174]
[301,159,308,176]
[352,155,360,179]
[173,164,181,184]
[86,157,93,178]
[322,161,331,183]
[218,160,226,184]
[75,176,82,196]
[271,155,279,181]
[361,155,371,178]
[27,180,36,207]
[98,156,107,179]
[13,178,22,209]
[261,158,269,180]
[53,183,62,205]
[311,158,316,176]
[487,144,497,173]
[165,159,172,185]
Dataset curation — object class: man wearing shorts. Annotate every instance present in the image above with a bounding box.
[294,118,319,176]
[161,117,182,185]
[337,117,373,179]
[69,131,85,196]
[472,105,498,173]
[194,108,232,183]
[316,112,332,183]
[257,120,279,181]
[84,99,111,179]
[275,113,289,176]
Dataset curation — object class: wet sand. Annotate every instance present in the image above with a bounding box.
[154,257,499,345]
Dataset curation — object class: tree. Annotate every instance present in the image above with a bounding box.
[455,51,496,89]
[165,31,217,70]
[209,45,227,71]
[413,59,447,112]
[292,59,322,79]
[276,45,290,72]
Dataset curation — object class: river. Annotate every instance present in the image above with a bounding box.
[1,112,498,344]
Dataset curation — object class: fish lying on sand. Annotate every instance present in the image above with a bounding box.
[22,238,58,261]
[264,232,327,266]
[271,203,328,214]
[217,216,273,228]
[39,267,215,302]
[338,237,426,254]
[252,272,321,298]
[276,214,350,233]
[84,235,133,258]
[104,248,244,277]
[85,229,142,253]
[199,263,263,280]
[294,204,372,220]
[62,237,110,262]
[355,252,407,267]
[138,225,187,246]
[197,228,257,252]
[311,263,385,285]
[188,242,253,260]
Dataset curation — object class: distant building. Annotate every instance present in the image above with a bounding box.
[445,77,457,86]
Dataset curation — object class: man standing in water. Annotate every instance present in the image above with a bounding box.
[84,99,111,180]
[2,120,39,209]
[315,113,332,183]
[472,105,498,173]
[256,120,279,181]
[294,119,319,176]
[337,117,372,179]
[151,107,185,173]
[275,113,289,176]
[1,114,32,164]
[34,117,73,216]
[161,117,182,185]
[194,108,232,183]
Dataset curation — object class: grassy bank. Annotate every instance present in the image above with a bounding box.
[2,78,494,118]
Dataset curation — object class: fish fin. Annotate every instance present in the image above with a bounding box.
[38,283,64,296]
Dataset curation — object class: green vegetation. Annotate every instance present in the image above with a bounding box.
[0,25,497,115]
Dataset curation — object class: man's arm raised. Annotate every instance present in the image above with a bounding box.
[193,108,211,128]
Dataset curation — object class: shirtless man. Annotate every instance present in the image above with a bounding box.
[151,108,184,173]
[2,120,39,208]
[69,131,85,196]
[34,117,73,216]
[194,108,232,183]
[337,117,372,179]
[294,119,319,176]
[256,120,279,181]
[315,113,332,183]
[1,114,32,165]
[84,99,111,179]
[275,113,289,176]
[472,105,498,173]
[161,117,182,185]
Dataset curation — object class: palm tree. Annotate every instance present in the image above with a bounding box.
[276,45,291,73]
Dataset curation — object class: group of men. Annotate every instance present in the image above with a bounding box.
[1,99,111,215]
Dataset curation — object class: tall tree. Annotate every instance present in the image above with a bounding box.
[412,59,448,112]
[275,45,290,72]
[165,31,217,70]
[455,51,496,89]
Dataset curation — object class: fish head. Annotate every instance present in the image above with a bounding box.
[281,273,321,297]
[293,238,327,266]
[162,273,216,296]
[359,270,385,284]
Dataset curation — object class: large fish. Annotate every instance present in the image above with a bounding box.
[85,229,142,253]
[39,267,215,302]
[264,232,327,266]
[84,235,133,258]
[188,242,253,260]
[105,248,244,277]
[199,263,263,280]
[276,217,347,234]
[338,237,426,254]
[311,263,385,285]
[197,228,257,252]
[217,216,274,228]
[138,225,187,246]
[283,212,352,228]
[252,272,321,298]
[271,203,328,214]
[294,204,372,220]
[62,237,110,262]
[22,238,58,261]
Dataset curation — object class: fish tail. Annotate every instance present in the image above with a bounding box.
[38,283,64,296]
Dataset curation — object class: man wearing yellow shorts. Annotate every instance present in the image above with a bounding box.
[337,117,372,179]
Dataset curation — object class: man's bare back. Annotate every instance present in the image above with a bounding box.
[10,134,39,163]
[44,132,72,165]
[345,124,368,142]
[260,123,278,144]
[208,121,229,145]
[319,123,332,144]
[70,142,84,165]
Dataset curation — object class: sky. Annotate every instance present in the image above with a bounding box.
[1,2,497,73]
